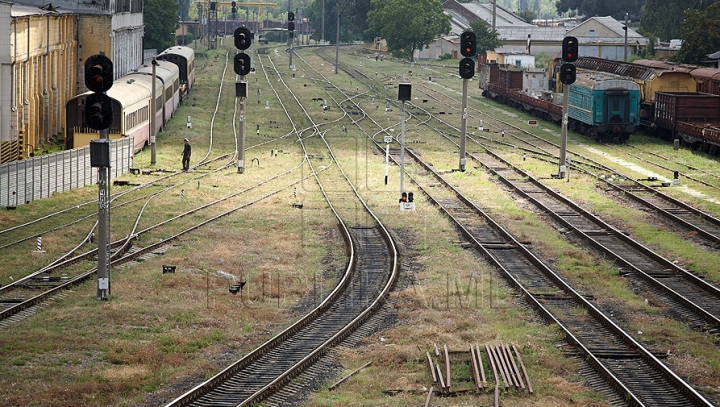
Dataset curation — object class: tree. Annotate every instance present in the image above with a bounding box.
[468,19,502,55]
[554,0,643,20]
[367,0,450,61]
[177,0,191,21]
[338,0,374,42]
[145,0,179,51]
[641,0,717,42]
[515,9,536,23]
[674,2,720,64]
[306,0,355,44]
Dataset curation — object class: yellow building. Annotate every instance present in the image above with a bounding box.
[0,3,77,162]
[0,1,144,163]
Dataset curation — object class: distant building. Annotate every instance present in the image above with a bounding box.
[414,1,647,63]
[0,0,145,163]
[485,48,536,68]
[703,50,720,68]
[566,16,647,60]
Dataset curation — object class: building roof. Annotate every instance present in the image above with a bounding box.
[707,50,720,59]
[443,0,531,34]
[567,16,647,45]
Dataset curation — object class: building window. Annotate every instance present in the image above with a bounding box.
[589,30,595,37]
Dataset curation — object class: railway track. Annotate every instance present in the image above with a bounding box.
[159,49,400,406]
[407,79,720,249]
[0,52,308,326]
[304,49,717,405]
[392,83,720,335]
[385,143,714,406]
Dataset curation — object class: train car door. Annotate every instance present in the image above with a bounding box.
[605,90,629,124]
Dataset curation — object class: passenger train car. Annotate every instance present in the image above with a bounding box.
[157,46,196,98]
[65,46,195,152]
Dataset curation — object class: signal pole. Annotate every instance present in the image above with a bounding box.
[288,11,295,69]
[234,27,252,173]
[84,53,114,300]
[398,81,411,206]
[559,36,578,178]
[458,32,476,171]
[150,57,157,165]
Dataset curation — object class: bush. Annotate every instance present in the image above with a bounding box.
[438,53,453,61]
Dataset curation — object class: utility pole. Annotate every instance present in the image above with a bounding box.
[624,13,629,62]
[321,0,325,44]
[335,12,340,74]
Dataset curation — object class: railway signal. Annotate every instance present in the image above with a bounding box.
[85,93,113,130]
[84,54,113,93]
[231,1,236,14]
[562,36,578,63]
[460,32,476,57]
[234,27,252,174]
[459,58,475,79]
[234,26,252,50]
[560,63,576,85]
[234,53,251,76]
[288,11,295,33]
[84,55,113,131]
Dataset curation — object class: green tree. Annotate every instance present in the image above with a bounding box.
[674,1,720,64]
[641,0,717,42]
[468,19,502,55]
[367,0,450,61]
[339,0,374,42]
[515,9,536,23]
[177,0,191,21]
[306,0,355,44]
[145,0,179,50]
[554,0,643,19]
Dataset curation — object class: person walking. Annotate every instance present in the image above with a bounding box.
[182,138,191,171]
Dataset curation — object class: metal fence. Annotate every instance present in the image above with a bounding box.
[0,138,133,207]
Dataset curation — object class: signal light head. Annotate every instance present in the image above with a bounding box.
[288,11,294,21]
[459,57,475,79]
[234,27,252,50]
[559,63,576,85]
[460,32,476,58]
[562,36,578,63]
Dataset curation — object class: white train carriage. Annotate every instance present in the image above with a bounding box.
[157,46,196,97]
[128,60,180,131]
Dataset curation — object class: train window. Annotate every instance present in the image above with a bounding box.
[612,98,620,111]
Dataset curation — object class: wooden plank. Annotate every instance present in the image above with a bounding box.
[470,345,482,390]
[497,343,519,388]
[435,363,446,393]
[444,344,451,392]
[476,344,487,385]
[490,344,510,389]
[329,361,373,391]
[426,351,437,383]
[504,342,525,389]
[424,386,434,407]
[513,344,534,394]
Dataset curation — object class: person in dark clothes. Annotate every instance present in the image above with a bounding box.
[182,138,191,171]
